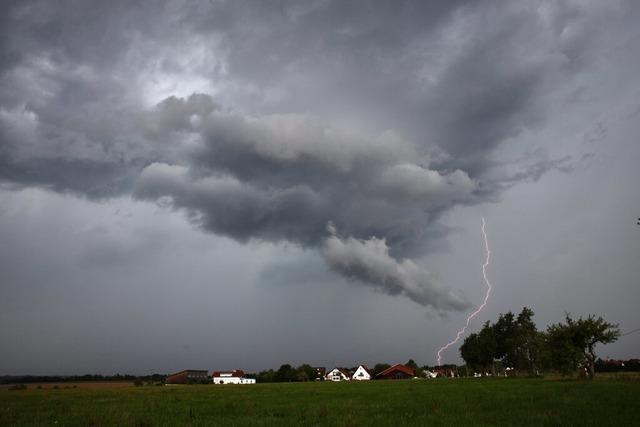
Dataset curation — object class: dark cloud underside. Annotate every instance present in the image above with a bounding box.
[0,0,637,316]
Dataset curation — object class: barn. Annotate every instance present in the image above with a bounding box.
[375,364,415,380]
[165,370,209,384]
[212,370,256,384]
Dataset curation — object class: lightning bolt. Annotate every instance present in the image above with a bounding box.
[436,217,492,366]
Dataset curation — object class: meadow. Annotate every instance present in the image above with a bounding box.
[2,376,640,426]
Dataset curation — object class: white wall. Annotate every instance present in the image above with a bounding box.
[325,368,349,381]
[213,376,256,384]
[352,366,370,380]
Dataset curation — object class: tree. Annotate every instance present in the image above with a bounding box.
[256,369,275,383]
[461,308,542,376]
[514,307,543,375]
[460,321,496,374]
[546,314,620,379]
[489,308,542,375]
[405,359,420,376]
[372,363,390,376]
[493,311,517,368]
[295,364,316,382]
[275,364,297,382]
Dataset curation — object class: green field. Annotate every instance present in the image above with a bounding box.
[2,377,640,426]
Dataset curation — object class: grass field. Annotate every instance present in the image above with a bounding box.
[2,377,640,426]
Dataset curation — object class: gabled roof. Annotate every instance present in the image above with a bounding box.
[167,369,208,377]
[376,364,415,378]
[212,370,245,378]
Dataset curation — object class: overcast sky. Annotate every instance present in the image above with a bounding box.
[1,0,639,375]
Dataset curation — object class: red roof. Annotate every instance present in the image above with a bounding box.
[212,370,245,378]
[376,364,415,378]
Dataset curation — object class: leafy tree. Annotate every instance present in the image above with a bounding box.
[514,308,543,375]
[460,332,482,372]
[405,359,420,376]
[493,311,517,368]
[372,363,390,376]
[490,308,542,375]
[256,369,275,383]
[460,321,497,374]
[275,364,297,382]
[459,308,619,378]
[461,308,542,376]
[295,364,316,382]
[547,314,620,379]
[495,308,542,374]
[546,321,586,375]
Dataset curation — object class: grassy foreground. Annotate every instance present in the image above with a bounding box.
[2,377,640,426]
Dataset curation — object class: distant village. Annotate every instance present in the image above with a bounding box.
[2,358,637,388]
[162,356,640,385]
[165,363,460,385]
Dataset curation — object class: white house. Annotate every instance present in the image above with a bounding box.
[351,365,372,381]
[212,370,256,384]
[424,370,438,379]
[325,368,351,381]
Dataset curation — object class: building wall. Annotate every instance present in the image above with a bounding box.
[325,369,349,381]
[378,371,412,380]
[314,367,326,381]
[352,366,371,380]
[212,376,256,384]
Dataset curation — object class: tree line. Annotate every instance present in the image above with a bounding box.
[251,360,428,383]
[0,373,165,385]
[459,307,620,379]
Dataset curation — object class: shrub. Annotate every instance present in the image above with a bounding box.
[8,384,27,391]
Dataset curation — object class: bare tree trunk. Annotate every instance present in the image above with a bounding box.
[588,346,596,379]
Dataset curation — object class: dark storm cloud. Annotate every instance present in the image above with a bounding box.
[323,225,469,311]
[132,101,475,309]
[186,1,618,177]
[0,0,633,311]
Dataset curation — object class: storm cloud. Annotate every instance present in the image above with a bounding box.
[131,101,476,308]
[1,0,639,332]
[323,225,469,311]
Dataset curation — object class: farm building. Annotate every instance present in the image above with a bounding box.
[375,364,415,380]
[314,367,326,381]
[165,370,209,384]
[211,370,256,384]
[325,368,351,381]
[351,365,372,381]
